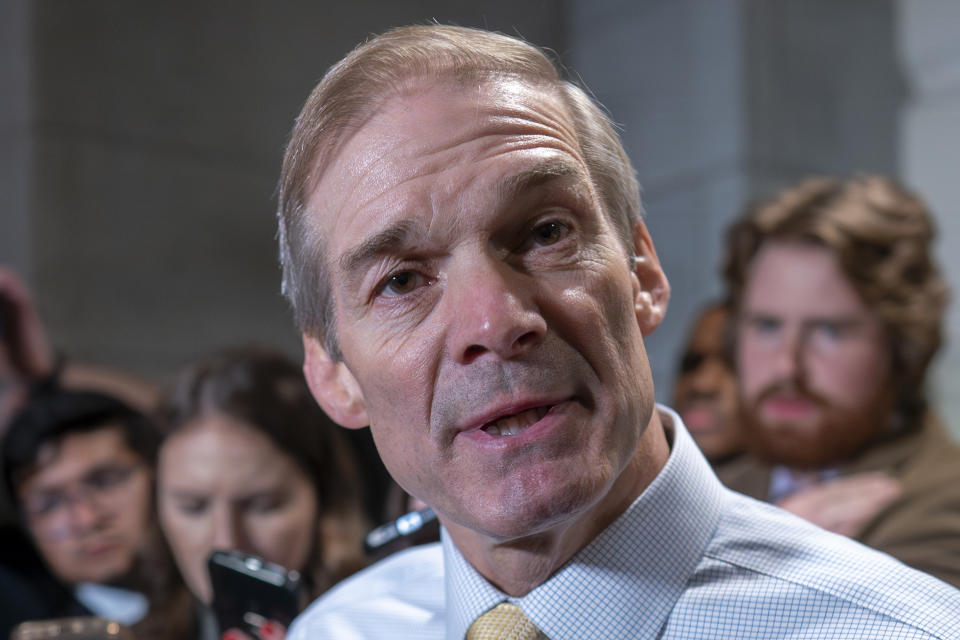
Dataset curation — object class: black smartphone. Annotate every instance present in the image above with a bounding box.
[207,550,303,637]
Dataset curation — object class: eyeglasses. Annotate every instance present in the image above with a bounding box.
[22,462,146,542]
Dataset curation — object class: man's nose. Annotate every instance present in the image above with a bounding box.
[445,255,546,364]
[771,327,807,384]
[66,495,104,534]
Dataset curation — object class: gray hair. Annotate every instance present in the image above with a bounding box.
[277,25,643,359]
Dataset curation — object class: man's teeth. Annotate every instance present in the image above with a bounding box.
[482,406,550,436]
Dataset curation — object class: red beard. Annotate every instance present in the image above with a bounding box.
[740,380,893,469]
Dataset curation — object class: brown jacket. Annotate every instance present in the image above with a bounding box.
[718,414,960,588]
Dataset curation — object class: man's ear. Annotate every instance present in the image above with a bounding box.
[630,221,670,336]
[302,334,369,429]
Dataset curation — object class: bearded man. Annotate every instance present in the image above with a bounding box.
[721,174,960,588]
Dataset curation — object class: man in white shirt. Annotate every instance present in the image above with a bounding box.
[276,24,960,639]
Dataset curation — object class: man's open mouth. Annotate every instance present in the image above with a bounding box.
[481,405,550,436]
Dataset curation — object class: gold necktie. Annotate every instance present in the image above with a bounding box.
[465,602,547,640]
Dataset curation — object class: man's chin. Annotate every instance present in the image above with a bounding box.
[443,478,601,544]
[751,441,834,469]
[482,498,589,542]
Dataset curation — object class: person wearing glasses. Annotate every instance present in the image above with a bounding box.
[0,387,192,640]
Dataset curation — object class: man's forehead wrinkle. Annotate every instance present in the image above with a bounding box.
[325,79,596,283]
[300,95,397,217]
[334,125,474,221]
[477,78,585,151]
[478,103,579,144]
[340,129,420,212]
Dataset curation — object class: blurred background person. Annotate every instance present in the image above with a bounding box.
[721,174,960,588]
[0,266,56,432]
[1,266,159,436]
[672,301,744,465]
[155,346,368,639]
[0,387,192,639]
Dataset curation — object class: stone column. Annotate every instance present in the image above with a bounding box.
[899,0,960,437]
[0,0,32,278]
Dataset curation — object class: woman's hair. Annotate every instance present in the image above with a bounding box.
[155,345,367,598]
[724,175,949,424]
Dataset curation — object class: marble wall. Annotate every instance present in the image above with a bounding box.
[0,0,32,277]
[899,0,960,436]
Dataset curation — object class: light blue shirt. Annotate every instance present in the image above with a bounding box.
[290,407,960,639]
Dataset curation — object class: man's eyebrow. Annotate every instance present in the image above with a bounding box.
[338,161,582,277]
[82,461,132,477]
[496,159,582,203]
[339,219,420,277]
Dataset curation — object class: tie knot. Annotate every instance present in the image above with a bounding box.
[466,602,547,640]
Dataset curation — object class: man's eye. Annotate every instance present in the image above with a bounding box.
[812,322,843,340]
[87,466,134,491]
[809,321,854,348]
[679,352,705,374]
[380,271,428,297]
[750,317,780,335]
[531,221,568,247]
[26,493,66,517]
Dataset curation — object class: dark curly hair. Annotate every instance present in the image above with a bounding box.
[2,388,158,510]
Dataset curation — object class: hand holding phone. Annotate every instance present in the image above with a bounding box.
[207,550,302,640]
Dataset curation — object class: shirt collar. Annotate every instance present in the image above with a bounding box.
[768,465,840,503]
[444,405,725,639]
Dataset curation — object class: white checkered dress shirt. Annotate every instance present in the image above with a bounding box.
[289,406,960,639]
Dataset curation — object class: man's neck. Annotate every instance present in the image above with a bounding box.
[442,410,671,596]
